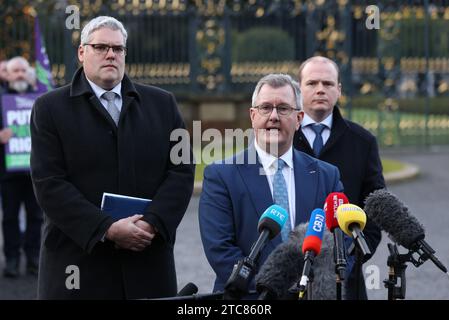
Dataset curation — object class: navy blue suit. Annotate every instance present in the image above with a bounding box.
[199,145,343,292]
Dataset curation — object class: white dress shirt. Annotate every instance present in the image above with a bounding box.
[254,140,296,228]
[301,112,333,149]
[86,77,123,111]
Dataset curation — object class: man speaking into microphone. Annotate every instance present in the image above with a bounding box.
[199,74,343,296]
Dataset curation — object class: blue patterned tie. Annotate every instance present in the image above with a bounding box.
[273,159,291,241]
[310,124,326,157]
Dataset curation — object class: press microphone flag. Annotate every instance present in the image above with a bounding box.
[298,208,326,298]
[324,192,349,232]
[324,192,349,280]
[224,204,288,299]
[364,189,448,276]
[256,222,336,300]
[336,204,372,260]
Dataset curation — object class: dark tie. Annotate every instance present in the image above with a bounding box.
[102,91,120,126]
[273,159,291,242]
[310,124,326,157]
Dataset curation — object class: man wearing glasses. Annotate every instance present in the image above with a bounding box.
[199,74,343,296]
[30,16,194,299]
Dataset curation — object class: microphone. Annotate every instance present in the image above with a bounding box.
[324,192,349,280]
[255,222,336,300]
[177,282,198,296]
[336,204,372,260]
[298,208,326,298]
[255,240,304,300]
[224,204,288,300]
[364,189,448,276]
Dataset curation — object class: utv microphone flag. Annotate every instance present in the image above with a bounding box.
[34,16,53,93]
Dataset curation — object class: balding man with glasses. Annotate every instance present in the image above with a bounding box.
[30,16,194,299]
[199,73,343,297]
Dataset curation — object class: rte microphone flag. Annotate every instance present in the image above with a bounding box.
[224,205,288,300]
[34,15,54,93]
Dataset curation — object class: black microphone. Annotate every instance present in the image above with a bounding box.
[364,189,449,276]
[177,282,198,296]
[255,240,303,300]
[223,205,289,300]
[256,222,336,300]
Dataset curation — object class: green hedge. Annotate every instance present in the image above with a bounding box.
[232,27,294,62]
[351,95,449,115]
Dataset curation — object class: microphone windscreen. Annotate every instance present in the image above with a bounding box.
[258,204,289,239]
[177,282,198,296]
[302,208,325,255]
[336,204,367,237]
[255,240,304,299]
[324,192,349,232]
[291,223,337,300]
[364,189,425,248]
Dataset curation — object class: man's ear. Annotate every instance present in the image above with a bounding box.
[249,107,257,128]
[78,45,84,63]
[296,110,304,130]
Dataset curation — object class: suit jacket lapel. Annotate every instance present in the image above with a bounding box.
[294,150,319,224]
[120,95,135,123]
[88,95,118,131]
[319,106,348,155]
[70,68,140,131]
[236,147,282,249]
[119,75,140,122]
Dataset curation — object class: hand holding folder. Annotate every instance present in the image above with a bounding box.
[101,192,152,221]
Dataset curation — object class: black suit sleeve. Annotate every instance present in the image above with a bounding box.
[30,95,115,253]
[141,93,195,245]
[360,136,386,257]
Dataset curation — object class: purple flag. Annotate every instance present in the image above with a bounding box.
[34,16,53,93]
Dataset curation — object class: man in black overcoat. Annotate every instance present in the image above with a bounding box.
[30,16,194,299]
[293,56,386,300]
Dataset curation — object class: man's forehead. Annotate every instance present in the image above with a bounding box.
[90,28,124,42]
[302,61,338,81]
[8,61,27,71]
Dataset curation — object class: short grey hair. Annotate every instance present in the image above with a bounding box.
[6,56,30,71]
[251,73,303,110]
[80,16,128,45]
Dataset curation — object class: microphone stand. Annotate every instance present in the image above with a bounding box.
[383,243,408,300]
[333,229,347,300]
[347,241,371,300]
[223,229,272,300]
[336,274,343,300]
[383,240,449,300]
[287,269,314,300]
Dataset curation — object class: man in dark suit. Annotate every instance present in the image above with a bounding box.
[199,74,343,294]
[293,56,385,300]
[0,56,43,278]
[30,16,194,299]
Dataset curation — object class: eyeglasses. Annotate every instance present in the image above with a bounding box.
[253,103,300,117]
[84,43,127,56]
